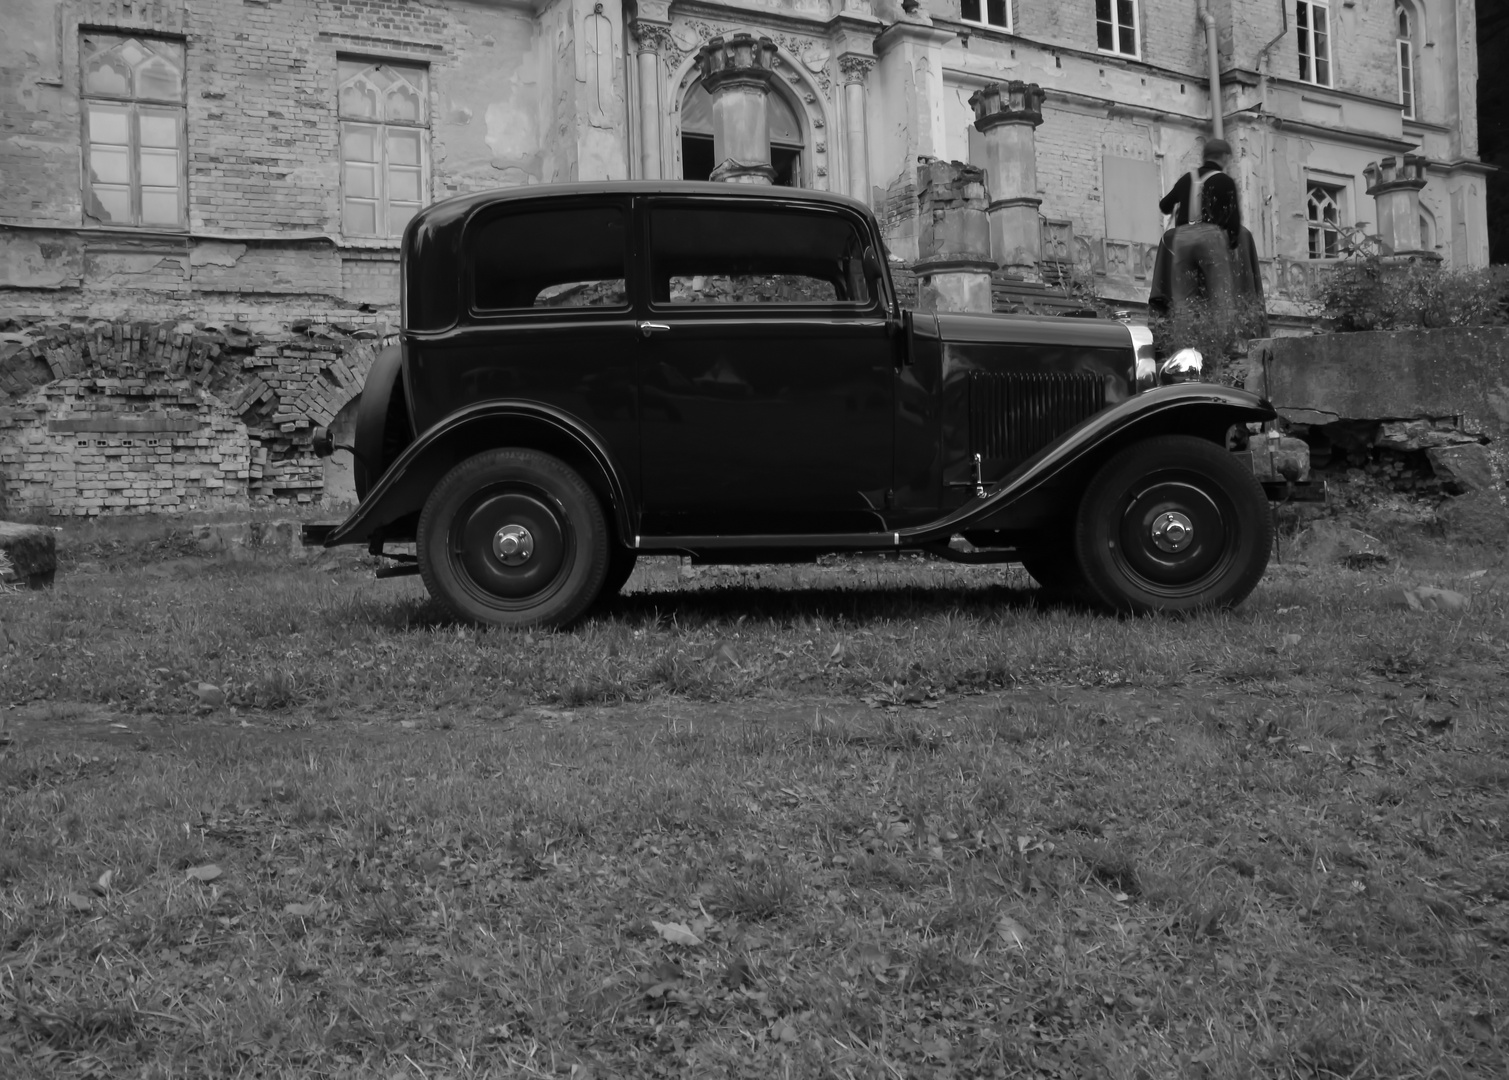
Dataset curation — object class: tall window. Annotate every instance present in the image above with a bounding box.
[338,58,429,238]
[961,0,1010,31]
[1096,0,1139,58]
[1306,183,1343,259]
[81,34,186,228]
[1396,3,1417,119]
[1297,1,1332,86]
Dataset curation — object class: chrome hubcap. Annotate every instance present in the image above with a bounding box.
[1150,511,1195,553]
[492,524,534,565]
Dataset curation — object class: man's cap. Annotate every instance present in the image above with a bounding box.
[1203,138,1232,159]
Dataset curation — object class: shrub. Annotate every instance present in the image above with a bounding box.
[1319,259,1509,332]
[1149,293,1269,387]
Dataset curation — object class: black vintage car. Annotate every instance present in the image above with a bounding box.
[309,181,1278,626]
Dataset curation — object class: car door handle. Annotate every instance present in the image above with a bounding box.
[638,321,670,338]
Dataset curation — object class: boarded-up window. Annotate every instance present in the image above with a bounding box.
[1102,156,1162,245]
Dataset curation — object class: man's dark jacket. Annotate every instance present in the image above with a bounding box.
[1159,162,1241,247]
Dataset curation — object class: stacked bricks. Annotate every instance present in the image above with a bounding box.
[0,319,383,516]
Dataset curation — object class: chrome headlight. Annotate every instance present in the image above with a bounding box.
[1159,348,1204,384]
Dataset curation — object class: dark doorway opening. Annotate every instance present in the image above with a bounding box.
[682,135,714,182]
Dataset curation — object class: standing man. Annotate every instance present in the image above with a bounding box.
[1148,138,1265,339]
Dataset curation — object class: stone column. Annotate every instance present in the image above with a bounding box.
[839,56,875,203]
[695,33,779,184]
[969,81,1046,280]
[630,13,673,180]
[913,159,994,313]
[1364,154,1437,259]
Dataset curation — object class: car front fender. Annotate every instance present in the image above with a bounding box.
[322,400,636,548]
[899,382,1277,542]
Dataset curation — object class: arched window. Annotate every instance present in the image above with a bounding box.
[1396,2,1420,119]
[680,81,804,187]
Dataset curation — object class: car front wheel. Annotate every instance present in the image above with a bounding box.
[1075,435,1272,614]
[418,449,608,628]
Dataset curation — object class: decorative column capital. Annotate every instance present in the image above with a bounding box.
[630,20,676,56]
[696,33,780,94]
[970,81,1045,132]
[839,54,876,84]
[1365,153,1430,196]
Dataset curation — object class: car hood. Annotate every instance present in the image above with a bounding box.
[931,311,1134,350]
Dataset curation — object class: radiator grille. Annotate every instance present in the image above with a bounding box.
[968,371,1106,466]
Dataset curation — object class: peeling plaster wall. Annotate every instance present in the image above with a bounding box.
[441,4,543,192]
[0,0,82,226]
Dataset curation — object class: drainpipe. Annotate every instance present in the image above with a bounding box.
[1197,0,1223,138]
[1256,4,1290,257]
[1256,1,1290,115]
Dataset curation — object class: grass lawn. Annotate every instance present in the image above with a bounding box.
[2,531,1507,1078]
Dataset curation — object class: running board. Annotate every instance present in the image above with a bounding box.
[634,532,902,552]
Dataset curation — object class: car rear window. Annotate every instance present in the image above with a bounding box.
[471,203,628,311]
[649,205,871,306]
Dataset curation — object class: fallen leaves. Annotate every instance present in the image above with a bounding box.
[185,863,222,883]
[652,920,703,947]
[1383,585,1471,613]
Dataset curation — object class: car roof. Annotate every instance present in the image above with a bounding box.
[409,181,874,234]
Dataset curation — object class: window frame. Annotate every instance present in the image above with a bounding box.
[463,197,634,320]
[1095,0,1141,61]
[1296,0,1334,88]
[79,32,188,230]
[959,0,1012,34]
[1305,181,1345,259]
[1396,3,1418,120]
[337,56,432,241]
[644,199,885,317]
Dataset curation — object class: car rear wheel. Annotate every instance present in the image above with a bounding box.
[418,449,608,628]
[1075,435,1271,614]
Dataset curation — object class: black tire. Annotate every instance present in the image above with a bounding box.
[600,544,638,599]
[417,449,609,628]
[1018,545,1088,596]
[1075,435,1272,614]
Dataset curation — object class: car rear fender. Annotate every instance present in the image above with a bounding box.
[898,383,1277,542]
[323,401,635,548]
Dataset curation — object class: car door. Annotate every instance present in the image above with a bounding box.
[635,197,896,536]
[405,195,640,493]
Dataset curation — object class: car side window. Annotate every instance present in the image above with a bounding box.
[471,204,628,311]
[649,205,872,307]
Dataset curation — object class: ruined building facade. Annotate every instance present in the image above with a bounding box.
[0,0,1490,515]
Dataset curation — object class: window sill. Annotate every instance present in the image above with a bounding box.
[958,18,1013,35]
[1096,47,1142,62]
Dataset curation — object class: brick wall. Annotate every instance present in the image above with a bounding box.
[0,319,386,515]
